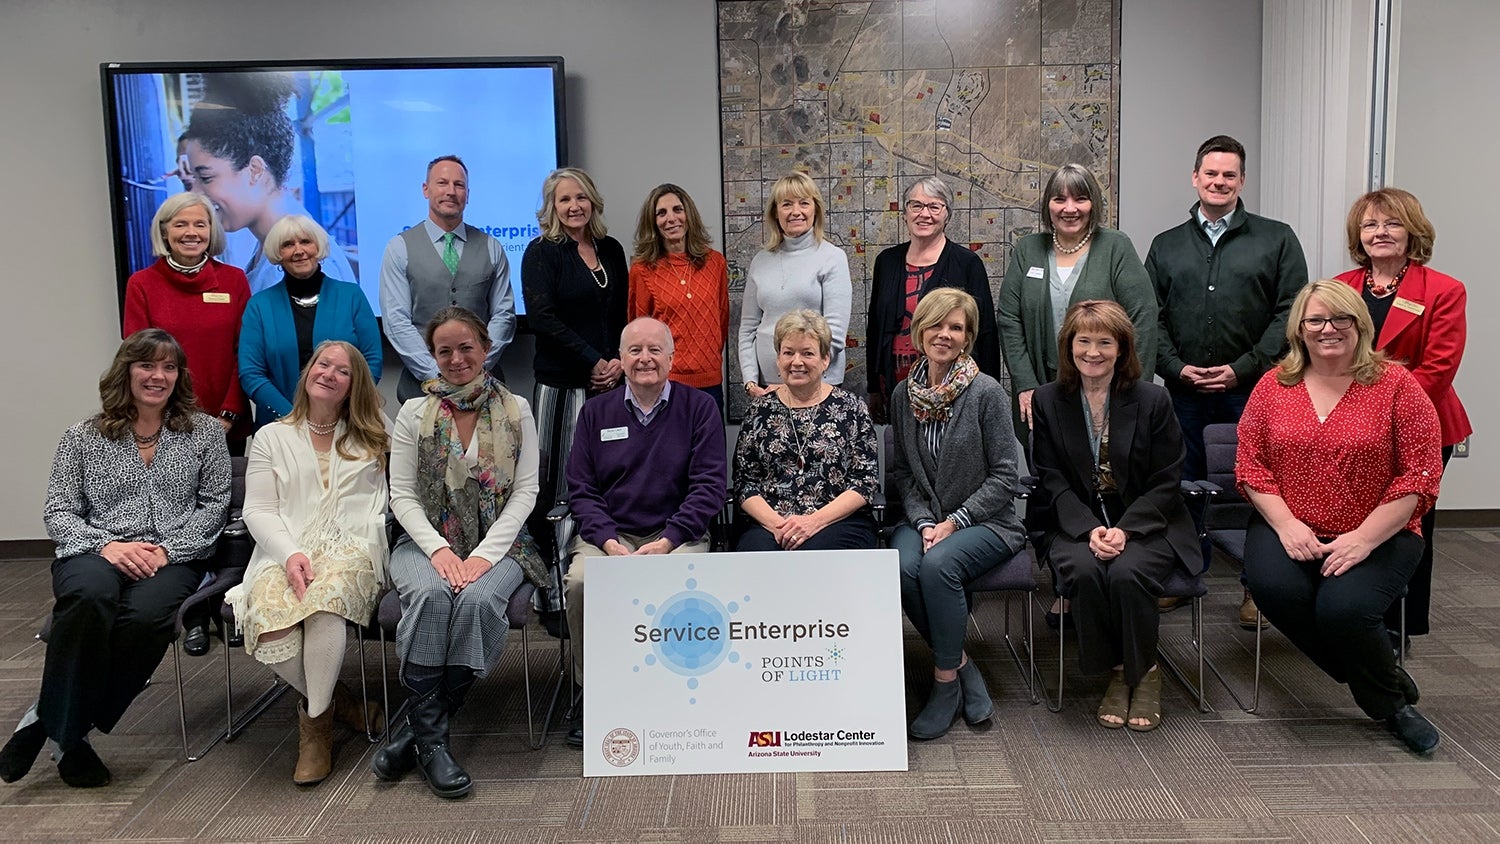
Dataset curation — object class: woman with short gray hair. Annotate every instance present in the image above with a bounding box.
[868,176,1000,422]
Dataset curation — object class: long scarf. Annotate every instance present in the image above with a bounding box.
[415,374,547,586]
[907,354,978,422]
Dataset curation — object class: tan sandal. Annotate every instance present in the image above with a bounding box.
[1097,669,1129,729]
[1127,668,1162,732]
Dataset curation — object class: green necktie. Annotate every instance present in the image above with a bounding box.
[441,231,459,274]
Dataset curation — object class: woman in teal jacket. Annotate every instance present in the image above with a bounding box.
[240,215,382,430]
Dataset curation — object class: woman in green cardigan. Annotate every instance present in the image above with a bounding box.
[998,163,1158,448]
[997,163,1158,629]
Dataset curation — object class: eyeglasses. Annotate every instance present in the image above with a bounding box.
[905,201,947,215]
[1301,315,1356,331]
[1358,220,1405,234]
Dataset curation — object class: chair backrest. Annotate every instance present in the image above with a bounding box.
[1203,423,1252,530]
[880,426,904,528]
[229,455,247,513]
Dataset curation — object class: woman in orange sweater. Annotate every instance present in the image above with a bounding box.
[628,184,730,409]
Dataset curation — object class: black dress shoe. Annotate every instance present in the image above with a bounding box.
[1386,705,1440,756]
[0,720,46,783]
[57,742,111,788]
[183,623,210,657]
[566,726,584,748]
[226,629,244,648]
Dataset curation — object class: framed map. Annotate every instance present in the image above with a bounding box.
[719,0,1121,416]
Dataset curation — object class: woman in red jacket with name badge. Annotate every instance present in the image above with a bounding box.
[1334,188,1468,652]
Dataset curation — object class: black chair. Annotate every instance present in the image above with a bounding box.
[1199,423,1405,713]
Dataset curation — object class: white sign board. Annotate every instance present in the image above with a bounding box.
[582,549,908,777]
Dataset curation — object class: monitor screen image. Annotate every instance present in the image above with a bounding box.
[101,57,566,318]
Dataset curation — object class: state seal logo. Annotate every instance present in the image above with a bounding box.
[602,727,640,767]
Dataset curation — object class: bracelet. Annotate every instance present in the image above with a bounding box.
[219,410,240,422]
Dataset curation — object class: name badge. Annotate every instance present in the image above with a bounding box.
[1392,297,1425,316]
[1026,266,1045,279]
[601,426,629,442]
[202,292,232,304]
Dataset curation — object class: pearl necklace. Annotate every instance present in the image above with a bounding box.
[1053,229,1092,255]
[307,419,337,436]
[589,240,609,289]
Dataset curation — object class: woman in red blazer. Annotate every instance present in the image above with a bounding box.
[1335,188,1469,646]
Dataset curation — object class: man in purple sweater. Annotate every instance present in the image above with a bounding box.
[562,317,727,746]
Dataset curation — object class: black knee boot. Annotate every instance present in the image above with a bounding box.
[370,697,416,782]
[410,685,471,798]
[444,666,476,716]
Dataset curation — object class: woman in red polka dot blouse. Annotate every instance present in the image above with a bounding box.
[1236,279,1443,756]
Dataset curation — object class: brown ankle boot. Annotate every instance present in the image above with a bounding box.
[293,702,334,785]
[331,682,385,735]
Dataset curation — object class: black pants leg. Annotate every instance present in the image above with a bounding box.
[40,555,199,745]
[1244,516,1422,719]
[1054,534,1175,686]
[1385,445,1452,637]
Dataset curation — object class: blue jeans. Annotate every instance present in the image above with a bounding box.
[892,525,1013,670]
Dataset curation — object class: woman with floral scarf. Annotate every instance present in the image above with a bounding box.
[375,307,544,799]
[887,289,1026,740]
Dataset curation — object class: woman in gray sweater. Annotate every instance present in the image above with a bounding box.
[888,289,1026,740]
[737,172,852,398]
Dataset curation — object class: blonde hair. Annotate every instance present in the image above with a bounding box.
[772,309,832,359]
[763,172,827,251]
[284,340,389,463]
[150,193,227,258]
[537,167,608,242]
[909,288,978,357]
[1276,280,1388,386]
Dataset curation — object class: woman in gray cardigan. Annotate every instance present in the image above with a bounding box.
[997,164,1158,447]
[888,289,1026,740]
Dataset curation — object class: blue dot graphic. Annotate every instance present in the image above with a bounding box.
[645,604,656,616]
[689,698,697,705]
[727,601,739,612]
[649,590,731,676]
[685,578,697,589]
[687,678,699,689]
[743,595,751,603]
[633,665,640,672]
[729,652,740,663]
[632,598,640,605]
[644,654,657,665]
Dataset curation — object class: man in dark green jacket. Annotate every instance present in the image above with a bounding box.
[1146,135,1307,627]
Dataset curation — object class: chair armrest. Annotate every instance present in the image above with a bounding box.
[1014,476,1038,499]
[546,502,570,523]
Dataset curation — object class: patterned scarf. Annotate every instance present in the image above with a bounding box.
[907,354,978,423]
[415,374,546,586]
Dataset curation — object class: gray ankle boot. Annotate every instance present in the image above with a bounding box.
[909,678,962,740]
[956,660,995,724]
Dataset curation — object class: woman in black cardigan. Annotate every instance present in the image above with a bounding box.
[867,176,999,422]
[1030,300,1197,733]
[520,168,629,581]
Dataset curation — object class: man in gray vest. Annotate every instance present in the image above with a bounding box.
[380,154,516,401]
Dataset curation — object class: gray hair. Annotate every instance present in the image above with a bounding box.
[149,193,226,258]
[620,316,675,355]
[905,176,953,208]
[1040,163,1106,235]
[261,214,331,266]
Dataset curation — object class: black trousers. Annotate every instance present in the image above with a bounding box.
[39,554,200,746]
[1050,532,1176,686]
[1385,445,1452,636]
[737,512,878,552]
[1244,515,1422,719]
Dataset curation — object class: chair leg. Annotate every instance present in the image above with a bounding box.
[998,591,1039,705]
[1249,611,1264,714]
[523,624,540,749]
[353,623,376,742]
[175,623,288,761]
[1398,596,1406,670]
[1035,593,1066,713]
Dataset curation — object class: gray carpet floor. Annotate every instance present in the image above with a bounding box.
[1,531,1498,842]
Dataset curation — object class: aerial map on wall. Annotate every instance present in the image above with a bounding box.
[719,0,1120,413]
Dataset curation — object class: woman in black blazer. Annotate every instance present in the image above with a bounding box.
[1030,300,1197,733]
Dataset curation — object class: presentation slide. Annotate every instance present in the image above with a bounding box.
[104,62,564,317]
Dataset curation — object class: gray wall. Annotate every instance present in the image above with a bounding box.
[1388,0,1495,508]
[1118,0,1263,256]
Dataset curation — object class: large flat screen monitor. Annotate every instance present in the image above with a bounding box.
[101,57,566,319]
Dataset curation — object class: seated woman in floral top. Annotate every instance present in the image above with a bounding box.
[734,310,880,551]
